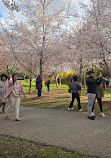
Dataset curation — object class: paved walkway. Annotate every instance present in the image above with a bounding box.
[0,107,111,158]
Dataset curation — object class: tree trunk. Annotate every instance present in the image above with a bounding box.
[83,71,86,89]
[60,76,62,87]
[24,74,26,83]
[6,66,10,79]
[79,61,82,85]
[40,58,43,80]
[56,77,58,88]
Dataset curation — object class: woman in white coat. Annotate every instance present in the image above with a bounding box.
[4,74,26,121]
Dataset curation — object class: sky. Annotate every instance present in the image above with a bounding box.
[0,0,90,28]
[0,13,2,18]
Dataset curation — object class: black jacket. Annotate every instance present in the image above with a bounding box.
[86,77,96,94]
[45,80,50,86]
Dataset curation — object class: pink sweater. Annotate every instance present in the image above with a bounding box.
[4,81,25,99]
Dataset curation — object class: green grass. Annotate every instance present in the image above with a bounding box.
[104,88,111,94]
[20,81,68,92]
[20,81,111,116]
[0,135,94,158]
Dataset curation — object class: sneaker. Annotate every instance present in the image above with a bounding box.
[100,112,106,117]
[15,118,21,121]
[91,112,95,118]
[5,116,10,120]
[88,116,95,120]
[68,107,73,111]
[79,108,82,112]
[2,110,6,114]
[37,96,41,98]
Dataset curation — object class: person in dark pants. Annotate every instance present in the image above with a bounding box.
[45,78,50,92]
[36,75,42,97]
[86,71,97,120]
[68,76,82,111]
[92,75,105,117]
[58,77,60,84]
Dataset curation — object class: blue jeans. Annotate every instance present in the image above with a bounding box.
[38,89,41,97]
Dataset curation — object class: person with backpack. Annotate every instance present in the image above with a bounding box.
[68,76,82,111]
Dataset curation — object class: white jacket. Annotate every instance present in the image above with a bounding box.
[0,80,9,102]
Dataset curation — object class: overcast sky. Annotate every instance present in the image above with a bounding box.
[0,0,90,28]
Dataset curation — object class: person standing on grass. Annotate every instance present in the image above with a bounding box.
[68,76,82,111]
[45,78,50,92]
[0,74,9,113]
[4,74,26,121]
[36,75,42,98]
[86,71,97,120]
[92,75,106,117]
[103,77,106,90]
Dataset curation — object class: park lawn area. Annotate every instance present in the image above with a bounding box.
[0,135,94,158]
[20,80,68,92]
[21,81,111,116]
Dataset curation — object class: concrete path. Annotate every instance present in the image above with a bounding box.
[0,107,111,158]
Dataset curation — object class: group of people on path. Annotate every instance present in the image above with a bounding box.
[0,74,51,121]
[68,71,106,120]
[0,71,108,122]
[0,74,26,121]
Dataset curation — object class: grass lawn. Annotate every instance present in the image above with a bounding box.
[0,135,94,158]
[21,81,111,116]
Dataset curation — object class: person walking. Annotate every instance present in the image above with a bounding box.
[36,75,42,97]
[45,78,50,92]
[0,74,9,113]
[86,71,97,120]
[68,79,73,101]
[4,74,26,121]
[68,76,82,111]
[103,77,106,90]
[92,75,106,117]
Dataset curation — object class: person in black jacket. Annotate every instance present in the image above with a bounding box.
[92,75,106,117]
[86,71,96,120]
[36,75,42,97]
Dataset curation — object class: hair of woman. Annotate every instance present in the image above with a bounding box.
[1,74,8,80]
[12,74,17,85]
